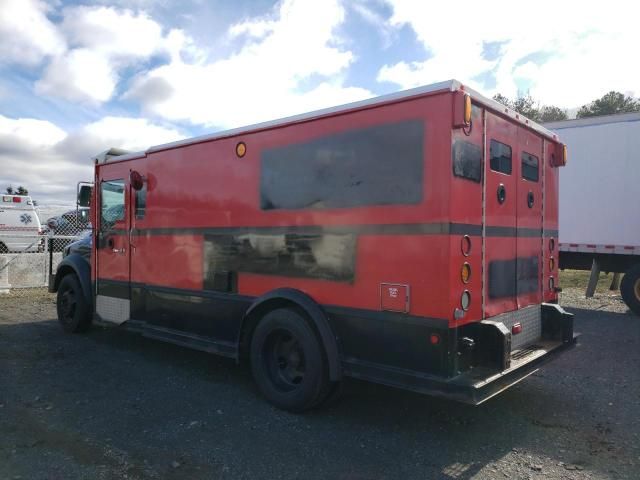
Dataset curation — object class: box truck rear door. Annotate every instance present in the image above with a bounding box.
[515,127,543,308]
[484,112,518,317]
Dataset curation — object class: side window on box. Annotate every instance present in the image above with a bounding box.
[490,140,512,174]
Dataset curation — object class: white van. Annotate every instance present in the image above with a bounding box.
[0,195,43,253]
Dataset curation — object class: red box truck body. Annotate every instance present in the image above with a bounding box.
[51,80,576,411]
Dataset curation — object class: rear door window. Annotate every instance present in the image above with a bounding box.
[490,140,512,174]
[521,152,539,182]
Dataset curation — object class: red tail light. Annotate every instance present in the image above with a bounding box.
[13,196,21,203]
[512,323,523,335]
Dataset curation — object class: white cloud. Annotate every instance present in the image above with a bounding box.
[125,0,372,128]
[0,115,67,152]
[0,115,185,204]
[378,0,640,108]
[35,5,175,104]
[75,116,184,153]
[36,48,117,104]
[0,0,66,66]
[61,6,164,59]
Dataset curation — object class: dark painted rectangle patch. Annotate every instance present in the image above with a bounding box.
[97,279,130,299]
[203,233,357,290]
[260,119,424,210]
[488,256,539,299]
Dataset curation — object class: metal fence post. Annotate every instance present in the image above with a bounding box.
[0,255,11,294]
[43,231,50,286]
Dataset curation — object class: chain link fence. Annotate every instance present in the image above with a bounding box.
[0,224,88,297]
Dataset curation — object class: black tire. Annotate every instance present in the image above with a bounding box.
[56,274,92,333]
[250,308,330,412]
[620,264,640,316]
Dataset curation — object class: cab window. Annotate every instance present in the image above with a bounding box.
[490,140,512,174]
[100,179,125,230]
[135,184,147,219]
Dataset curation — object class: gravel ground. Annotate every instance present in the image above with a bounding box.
[0,292,638,480]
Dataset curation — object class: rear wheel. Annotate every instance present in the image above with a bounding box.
[620,264,640,316]
[56,274,91,333]
[250,308,330,412]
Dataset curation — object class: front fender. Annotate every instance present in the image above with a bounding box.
[49,253,92,308]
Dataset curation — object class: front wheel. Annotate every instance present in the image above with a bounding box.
[56,274,91,333]
[620,264,640,316]
[250,308,330,412]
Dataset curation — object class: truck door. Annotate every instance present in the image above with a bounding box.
[484,112,518,317]
[515,127,543,307]
[96,167,131,324]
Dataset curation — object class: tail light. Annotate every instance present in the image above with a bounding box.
[512,323,523,335]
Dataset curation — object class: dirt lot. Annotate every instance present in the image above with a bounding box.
[0,284,638,480]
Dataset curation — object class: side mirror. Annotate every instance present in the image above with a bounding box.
[130,170,145,191]
[77,183,93,207]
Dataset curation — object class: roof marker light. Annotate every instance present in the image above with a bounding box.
[463,94,472,125]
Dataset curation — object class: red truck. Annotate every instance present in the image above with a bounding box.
[50,80,576,411]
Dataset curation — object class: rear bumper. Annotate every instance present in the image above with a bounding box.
[343,303,577,405]
[448,335,578,404]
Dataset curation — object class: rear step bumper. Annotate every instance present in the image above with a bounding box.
[448,335,578,404]
[343,335,578,405]
[343,303,577,404]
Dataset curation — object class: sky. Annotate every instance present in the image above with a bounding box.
[0,0,638,204]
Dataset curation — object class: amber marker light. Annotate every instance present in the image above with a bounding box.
[549,258,555,271]
[463,94,472,125]
[236,141,247,158]
[461,262,471,284]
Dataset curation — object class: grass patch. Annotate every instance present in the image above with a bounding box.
[559,269,618,290]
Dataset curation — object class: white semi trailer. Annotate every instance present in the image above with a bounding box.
[545,112,640,315]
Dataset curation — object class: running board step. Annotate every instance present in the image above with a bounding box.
[127,322,237,358]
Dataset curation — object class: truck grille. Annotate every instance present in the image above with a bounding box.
[491,305,541,350]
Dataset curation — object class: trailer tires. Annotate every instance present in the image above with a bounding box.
[620,264,640,316]
[56,274,92,333]
[250,308,330,412]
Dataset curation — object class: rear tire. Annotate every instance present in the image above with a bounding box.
[250,308,330,412]
[56,274,91,333]
[620,264,640,316]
